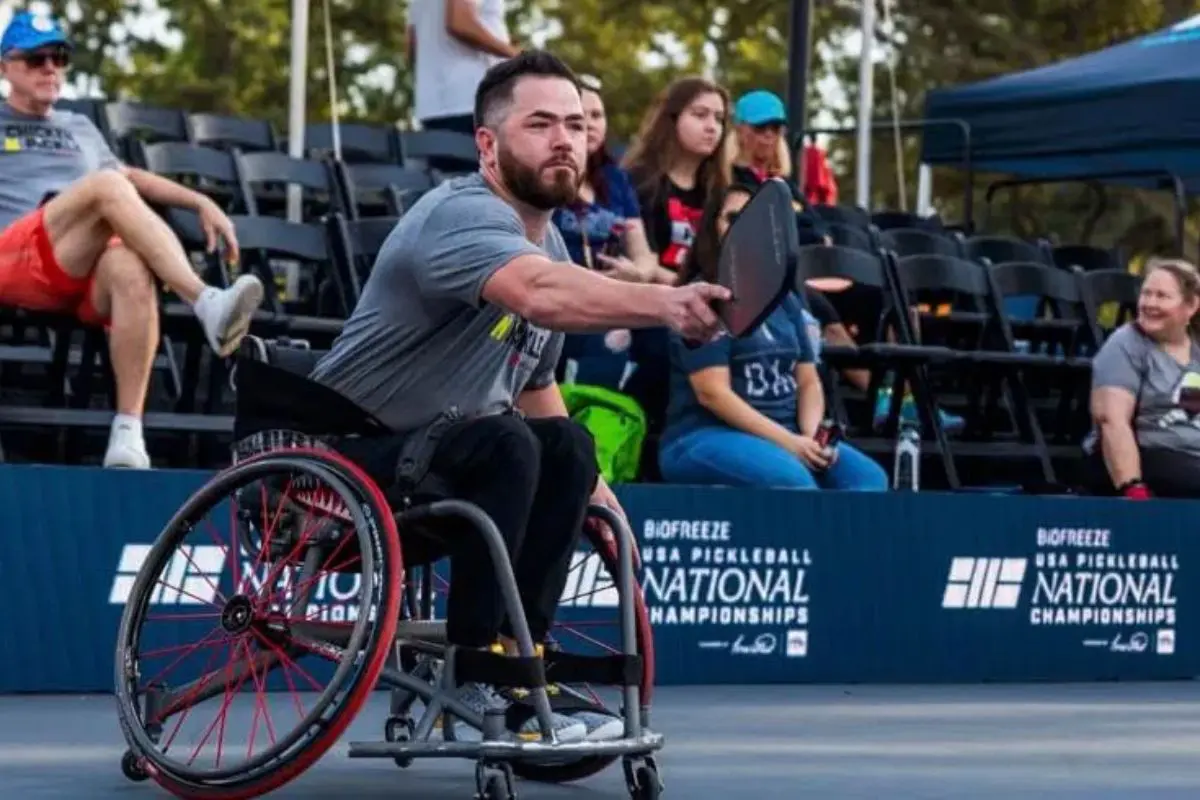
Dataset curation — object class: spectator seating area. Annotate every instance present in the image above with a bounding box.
[0,100,1141,494]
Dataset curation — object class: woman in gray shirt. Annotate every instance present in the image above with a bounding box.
[1087,258,1200,498]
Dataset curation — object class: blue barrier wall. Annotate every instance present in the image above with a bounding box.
[0,464,1195,693]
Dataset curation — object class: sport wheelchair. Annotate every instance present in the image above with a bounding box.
[113,336,663,800]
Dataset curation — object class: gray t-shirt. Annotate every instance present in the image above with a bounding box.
[0,103,122,230]
[1087,322,1200,458]
[311,172,567,433]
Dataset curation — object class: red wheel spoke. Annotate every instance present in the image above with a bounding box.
[249,628,324,691]
[160,636,230,751]
[140,626,230,691]
[551,624,620,655]
[188,638,253,767]
[145,611,223,623]
[244,639,278,757]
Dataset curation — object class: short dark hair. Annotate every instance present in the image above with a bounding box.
[473,49,581,130]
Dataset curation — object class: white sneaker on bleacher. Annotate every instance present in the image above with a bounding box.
[103,419,151,469]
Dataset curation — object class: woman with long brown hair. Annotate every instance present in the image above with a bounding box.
[623,76,733,279]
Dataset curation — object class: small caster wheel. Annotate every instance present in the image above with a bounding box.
[120,749,149,782]
[384,715,414,768]
[630,764,662,799]
[481,773,511,800]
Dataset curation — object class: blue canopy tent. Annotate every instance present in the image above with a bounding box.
[920,15,1200,240]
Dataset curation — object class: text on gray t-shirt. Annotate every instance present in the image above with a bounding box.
[0,103,122,231]
[310,172,567,433]
[1088,322,1200,459]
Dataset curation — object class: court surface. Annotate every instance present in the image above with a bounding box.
[3,682,1200,799]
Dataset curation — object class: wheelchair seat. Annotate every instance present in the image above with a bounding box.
[232,334,390,444]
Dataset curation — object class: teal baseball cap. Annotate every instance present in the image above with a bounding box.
[1,11,70,58]
[733,90,787,127]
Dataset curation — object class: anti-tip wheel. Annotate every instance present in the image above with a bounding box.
[385,715,415,768]
[631,764,662,800]
[120,749,149,782]
[481,773,512,800]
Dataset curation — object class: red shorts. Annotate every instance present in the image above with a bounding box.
[0,207,119,325]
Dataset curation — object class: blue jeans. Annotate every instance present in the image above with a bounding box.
[659,427,890,491]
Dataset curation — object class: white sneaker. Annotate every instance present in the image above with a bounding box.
[104,421,151,469]
[197,275,264,357]
[441,683,587,744]
[571,709,625,741]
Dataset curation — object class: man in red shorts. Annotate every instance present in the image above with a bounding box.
[0,10,264,469]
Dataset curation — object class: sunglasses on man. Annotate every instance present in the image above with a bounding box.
[10,47,70,69]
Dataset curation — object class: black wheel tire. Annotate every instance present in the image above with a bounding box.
[485,773,511,800]
[633,765,661,799]
[113,449,405,800]
[510,522,655,786]
[120,749,149,783]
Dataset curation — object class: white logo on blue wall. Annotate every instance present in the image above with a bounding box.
[108,543,367,621]
[942,557,1027,609]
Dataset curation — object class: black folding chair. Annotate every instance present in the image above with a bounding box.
[880,228,964,259]
[809,204,871,229]
[888,252,1059,489]
[103,102,188,164]
[400,130,478,177]
[141,142,246,214]
[326,214,400,302]
[187,113,278,154]
[988,261,1095,447]
[871,210,944,232]
[1077,268,1141,348]
[303,122,400,165]
[234,151,341,221]
[334,162,434,219]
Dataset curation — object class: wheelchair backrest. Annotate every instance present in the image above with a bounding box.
[233,335,390,441]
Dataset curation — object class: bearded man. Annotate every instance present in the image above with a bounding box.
[309,49,728,743]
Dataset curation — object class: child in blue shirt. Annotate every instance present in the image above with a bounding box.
[658,183,889,491]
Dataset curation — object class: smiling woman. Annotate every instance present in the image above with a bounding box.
[1085,258,1200,499]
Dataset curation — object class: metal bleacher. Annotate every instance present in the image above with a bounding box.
[0,101,474,468]
[0,101,1138,493]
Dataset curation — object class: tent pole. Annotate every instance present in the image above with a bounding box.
[855,0,876,209]
[785,0,814,139]
[286,0,311,223]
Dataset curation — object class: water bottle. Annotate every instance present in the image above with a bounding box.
[893,424,921,491]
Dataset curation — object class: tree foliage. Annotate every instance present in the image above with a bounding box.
[27,0,1200,256]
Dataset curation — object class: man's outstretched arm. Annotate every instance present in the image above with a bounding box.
[481,253,727,340]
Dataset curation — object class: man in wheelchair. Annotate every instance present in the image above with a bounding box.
[309,51,728,743]
[0,11,264,469]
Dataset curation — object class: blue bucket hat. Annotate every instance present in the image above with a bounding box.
[1,11,70,58]
[733,90,787,127]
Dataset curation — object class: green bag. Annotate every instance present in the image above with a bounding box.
[559,383,648,484]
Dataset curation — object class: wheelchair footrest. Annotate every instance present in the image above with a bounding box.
[544,651,643,687]
[454,648,546,689]
[445,647,642,689]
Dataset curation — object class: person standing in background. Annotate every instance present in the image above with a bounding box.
[407,0,520,135]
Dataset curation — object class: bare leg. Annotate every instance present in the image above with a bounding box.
[44,171,206,303]
[43,170,264,357]
[89,246,158,418]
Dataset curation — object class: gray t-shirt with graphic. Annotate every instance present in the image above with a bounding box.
[1088,322,1200,458]
[311,171,566,433]
[0,103,122,230]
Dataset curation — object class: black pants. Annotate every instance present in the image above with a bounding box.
[1084,446,1200,499]
[337,414,597,647]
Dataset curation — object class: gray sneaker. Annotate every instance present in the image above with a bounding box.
[442,683,587,743]
[199,275,264,357]
[569,709,625,741]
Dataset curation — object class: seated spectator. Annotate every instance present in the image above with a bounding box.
[0,11,263,470]
[1086,258,1200,498]
[657,183,889,491]
[729,89,827,245]
[552,74,652,392]
[620,76,735,468]
[552,74,659,283]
